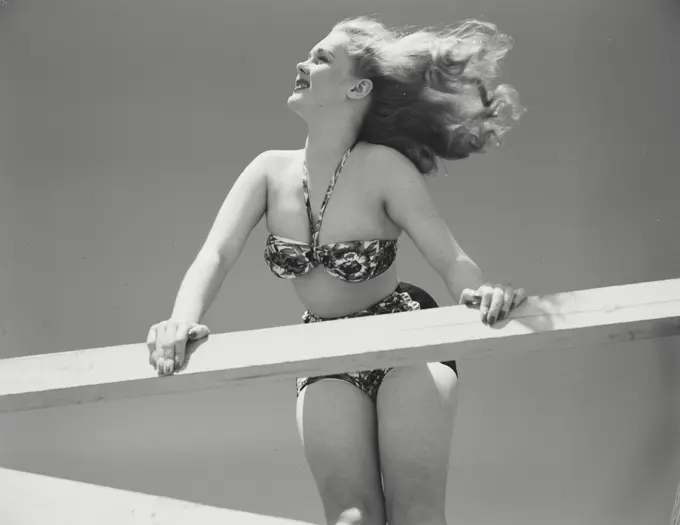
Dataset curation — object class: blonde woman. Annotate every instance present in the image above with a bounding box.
[148,16,527,525]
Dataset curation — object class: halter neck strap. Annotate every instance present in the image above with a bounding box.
[302,142,357,248]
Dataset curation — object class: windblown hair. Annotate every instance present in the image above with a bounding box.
[333,16,525,175]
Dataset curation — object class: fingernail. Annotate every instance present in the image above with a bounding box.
[489,316,496,325]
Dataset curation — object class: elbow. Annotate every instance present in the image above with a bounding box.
[199,237,244,267]
[194,248,230,275]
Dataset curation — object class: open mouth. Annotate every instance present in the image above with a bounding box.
[294,79,310,91]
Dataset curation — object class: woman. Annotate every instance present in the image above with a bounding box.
[147,16,526,525]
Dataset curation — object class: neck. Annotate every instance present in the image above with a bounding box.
[303,111,362,170]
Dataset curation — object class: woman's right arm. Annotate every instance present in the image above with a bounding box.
[171,150,272,323]
[148,150,273,375]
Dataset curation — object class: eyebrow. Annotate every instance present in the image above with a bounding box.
[309,48,335,59]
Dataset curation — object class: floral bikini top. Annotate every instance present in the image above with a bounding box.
[264,143,398,283]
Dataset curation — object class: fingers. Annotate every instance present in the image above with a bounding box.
[157,322,177,376]
[173,324,190,370]
[477,283,495,324]
[148,322,172,375]
[513,287,527,308]
[486,287,506,325]
[188,324,211,340]
[498,287,516,322]
[459,288,481,306]
[147,325,158,368]
[146,321,211,376]
[467,284,527,325]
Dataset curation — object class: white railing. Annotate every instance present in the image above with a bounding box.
[0,467,316,525]
[1,278,679,524]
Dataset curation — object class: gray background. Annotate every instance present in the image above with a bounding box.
[1,0,680,524]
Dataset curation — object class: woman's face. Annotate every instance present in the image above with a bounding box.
[287,31,372,114]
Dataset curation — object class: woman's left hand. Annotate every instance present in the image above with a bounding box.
[459,283,527,325]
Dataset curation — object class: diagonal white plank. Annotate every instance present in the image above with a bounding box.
[672,483,680,525]
[0,279,679,413]
[0,467,315,525]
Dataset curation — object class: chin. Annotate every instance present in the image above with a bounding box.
[286,93,308,116]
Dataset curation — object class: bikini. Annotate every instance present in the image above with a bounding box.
[263,143,458,401]
[264,143,398,283]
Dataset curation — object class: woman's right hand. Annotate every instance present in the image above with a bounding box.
[147,320,211,376]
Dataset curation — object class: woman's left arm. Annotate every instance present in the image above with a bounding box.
[373,146,526,325]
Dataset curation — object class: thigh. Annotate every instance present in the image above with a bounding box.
[376,363,459,525]
[297,379,386,525]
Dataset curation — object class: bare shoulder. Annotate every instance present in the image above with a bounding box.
[360,143,429,196]
[233,149,298,192]
[259,149,301,171]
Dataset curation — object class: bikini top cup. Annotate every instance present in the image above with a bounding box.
[264,145,398,283]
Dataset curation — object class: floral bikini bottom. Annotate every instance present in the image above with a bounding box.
[296,282,458,402]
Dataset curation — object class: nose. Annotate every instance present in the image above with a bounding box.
[297,62,309,76]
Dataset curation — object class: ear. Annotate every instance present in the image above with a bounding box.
[347,78,373,100]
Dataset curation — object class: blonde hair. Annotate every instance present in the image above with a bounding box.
[333,16,525,174]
